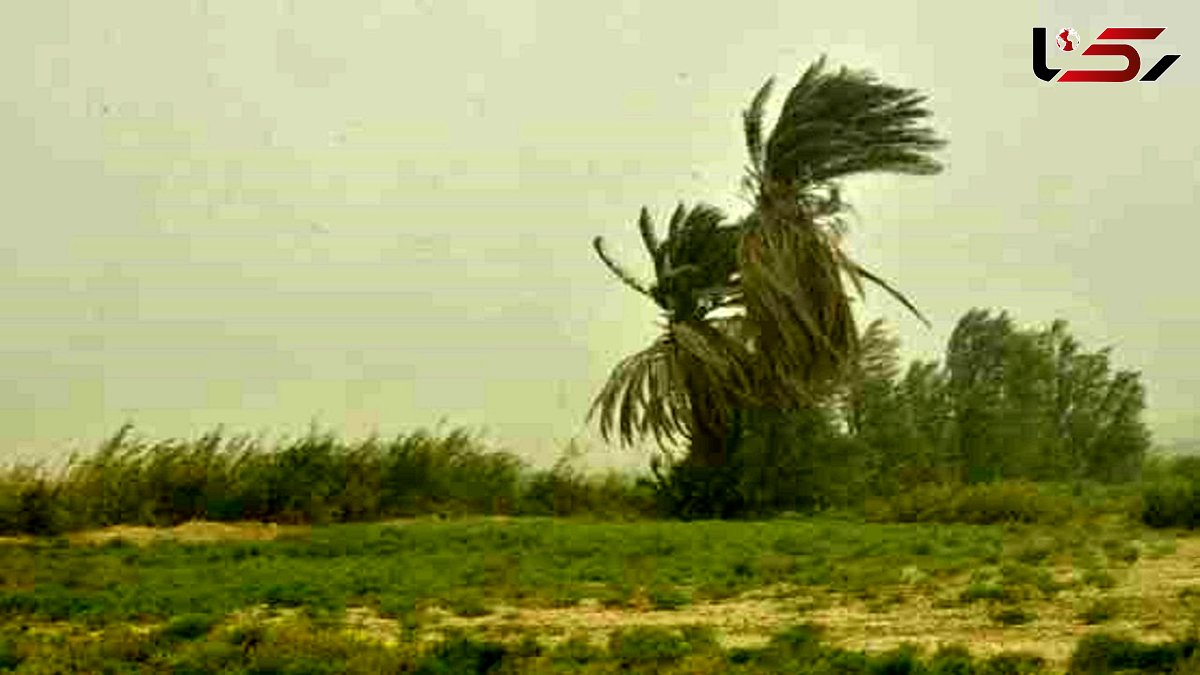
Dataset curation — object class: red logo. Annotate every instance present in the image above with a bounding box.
[1033,27,1181,82]
[1057,28,1080,52]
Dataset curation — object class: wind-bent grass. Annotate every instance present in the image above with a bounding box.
[0,425,658,536]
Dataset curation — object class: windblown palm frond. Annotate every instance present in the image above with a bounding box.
[592,236,654,300]
[738,56,943,402]
[761,56,944,190]
[589,203,756,448]
[838,318,904,435]
[588,319,755,449]
[742,77,775,194]
[854,318,903,384]
[590,56,945,452]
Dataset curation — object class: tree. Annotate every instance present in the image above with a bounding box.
[835,319,932,493]
[1041,319,1149,481]
[896,359,954,480]
[588,57,945,514]
[943,309,1150,483]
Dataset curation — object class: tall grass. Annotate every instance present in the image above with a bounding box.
[0,425,654,535]
[2,423,1177,535]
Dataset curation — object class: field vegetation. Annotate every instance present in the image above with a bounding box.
[3,57,1195,672]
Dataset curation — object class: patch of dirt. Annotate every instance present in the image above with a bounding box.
[343,606,405,648]
[433,596,801,649]
[67,520,304,546]
[0,515,505,548]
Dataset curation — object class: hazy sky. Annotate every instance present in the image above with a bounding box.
[3,1,1198,469]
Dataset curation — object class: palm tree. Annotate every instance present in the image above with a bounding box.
[590,56,945,480]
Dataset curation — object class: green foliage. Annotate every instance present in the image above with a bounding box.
[729,623,1047,674]
[1068,633,1200,674]
[589,57,945,521]
[159,613,220,642]
[991,607,1036,625]
[865,482,1073,526]
[0,425,658,535]
[0,636,21,671]
[0,515,1174,673]
[0,617,1070,674]
[1077,597,1121,624]
[943,311,1149,484]
[0,516,1003,625]
[416,634,508,674]
[640,307,1150,521]
[648,585,693,610]
[608,626,695,666]
[0,469,67,536]
[1140,456,1200,528]
[519,443,656,519]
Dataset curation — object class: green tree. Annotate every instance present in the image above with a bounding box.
[943,309,1149,483]
[1041,319,1149,482]
[896,359,954,481]
[589,58,945,515]
[836,319,934,493]
[944,309,1049,481]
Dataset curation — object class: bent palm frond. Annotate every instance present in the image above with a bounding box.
[735,56,944,403]
[764,56,944,190]
[590,56,945,451]
[593,236,654,300]
[588,318,755,449]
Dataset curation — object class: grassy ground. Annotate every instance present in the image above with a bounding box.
[1,514,1198,672]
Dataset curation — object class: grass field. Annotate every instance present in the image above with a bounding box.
[2,514,1199,673]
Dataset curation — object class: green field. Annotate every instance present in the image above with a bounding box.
[3,515,1200,673]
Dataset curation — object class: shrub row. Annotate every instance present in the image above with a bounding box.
[0,425,655,535]
[864,481,1075,525]
[7,618,1198,674]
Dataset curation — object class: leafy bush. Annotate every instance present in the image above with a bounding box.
[608,626,695,665]
[159,613,220,642]
[991,607,1036,625]
[1076,597,1120,625]
[0,636,22,671]
[866,481,1073,525]
[415,635,508,674]
[517,444,656,519]
[0,470,66,536]
[1141,476,1200,529]
[1068,633,1200,674]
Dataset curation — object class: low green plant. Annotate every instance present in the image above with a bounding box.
[648,585,693,610]
[1142,477,1200,529]
[1076,597,1121,625]
[159,613,220,642]
[1068,633,1200,674]
[866,481,1074,526]
[991,607,1036,625]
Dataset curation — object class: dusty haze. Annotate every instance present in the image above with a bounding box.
[2,1,1198,469]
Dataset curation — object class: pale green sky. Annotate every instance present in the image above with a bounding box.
[2,1,1198,469]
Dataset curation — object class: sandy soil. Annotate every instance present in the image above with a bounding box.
[0,520,306,547]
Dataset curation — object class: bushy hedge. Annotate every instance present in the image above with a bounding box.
[1139,455,1200,529]
[0,425,656,535]
[864,481,1075,525]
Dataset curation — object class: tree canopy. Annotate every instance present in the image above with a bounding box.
[589,57,946,463]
